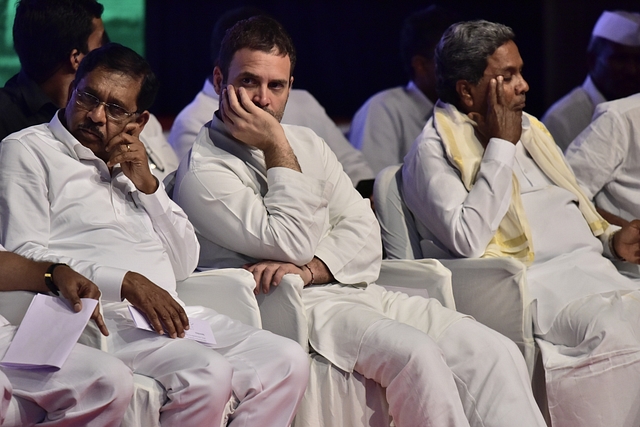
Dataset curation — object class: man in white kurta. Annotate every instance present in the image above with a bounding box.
[0,244,133,427]
[0,43,309,427]
[565,93,640,224]
[173,15,546,427]
[349,6,458,174]
[542,10,640,152]
[403,20,640,427]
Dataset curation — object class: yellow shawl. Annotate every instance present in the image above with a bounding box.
[433,101,608,266]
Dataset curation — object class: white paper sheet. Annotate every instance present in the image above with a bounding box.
[0,294,97,370]
[128,306,216,346]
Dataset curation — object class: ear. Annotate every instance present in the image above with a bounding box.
[456,80,476,109]
[131,111,150,137]
[289,76,294,89]
[70,48,83,72]
[213,66,224,95]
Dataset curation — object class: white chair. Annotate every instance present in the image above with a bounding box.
[373,164,537,375]
[0,268,261,427]
[257,257,457,427]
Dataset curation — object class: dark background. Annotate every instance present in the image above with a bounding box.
[146,0,640,123]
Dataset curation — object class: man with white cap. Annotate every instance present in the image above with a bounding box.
[542,10,640,151]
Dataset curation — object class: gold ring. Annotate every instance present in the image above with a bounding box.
[126,144,131,152]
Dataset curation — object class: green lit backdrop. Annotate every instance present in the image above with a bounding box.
[0,0,145,85]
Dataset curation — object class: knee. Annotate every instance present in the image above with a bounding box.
[271,337,310,392]
[103,358,135,407]
[180,352,234,408]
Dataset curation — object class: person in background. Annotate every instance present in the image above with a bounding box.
[542,10,640,152]
[349,5,459,174]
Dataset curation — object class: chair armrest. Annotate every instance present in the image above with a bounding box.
[377,259,456,310]
[177,269,261,329]
[440,257,535,377]
[256,274,309,352]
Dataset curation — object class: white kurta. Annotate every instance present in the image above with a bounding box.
[168,79,374,186]
[349,81,434,174]
[565,93,640,222]
[0,113,309,427]
[403,112,640,427]
[542,76,606,152]
[173,115,546,427]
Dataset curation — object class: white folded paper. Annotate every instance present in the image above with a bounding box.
[128,306,216,346]
[1,294,97,370]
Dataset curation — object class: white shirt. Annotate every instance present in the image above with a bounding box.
[0,244,8,328]
[140,114,179,182]
[0,112,199,302]
[565,93,640,222]
[349,81,434,174]
[542,76,606,152]
[173,115,384,370]
[168,79,374,186]
[402,113,636,333]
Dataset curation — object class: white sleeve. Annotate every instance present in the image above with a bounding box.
[0,139,128,302]
[402,129,517,258]
[177,158,329,266]
[565,107,628,200]
[312,139,381,285]
[133,186,200,282]
[139,114,179,181]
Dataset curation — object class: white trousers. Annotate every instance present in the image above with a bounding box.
[0,324,133,427]
[538,290,640,427]
[104,303,309,427]
[304,284,545,427]
[353,289,546,427]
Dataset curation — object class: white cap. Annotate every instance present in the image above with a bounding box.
[592,11,640,46]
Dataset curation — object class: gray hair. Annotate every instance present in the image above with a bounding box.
[435,20,515,106]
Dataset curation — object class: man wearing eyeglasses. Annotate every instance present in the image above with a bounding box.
[0,43,309,427]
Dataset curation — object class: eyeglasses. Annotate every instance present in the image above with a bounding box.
[73,89,137,122]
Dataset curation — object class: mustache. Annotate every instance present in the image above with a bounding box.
[77,122,104,140]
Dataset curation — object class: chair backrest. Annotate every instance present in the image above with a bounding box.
[373,164,423,260]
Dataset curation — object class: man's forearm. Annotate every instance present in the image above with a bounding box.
[0,252,52,293]
[263,140,302,172]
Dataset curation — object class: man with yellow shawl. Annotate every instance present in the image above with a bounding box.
[403,19,640,427]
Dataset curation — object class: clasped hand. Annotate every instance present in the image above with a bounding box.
[613,220,640,264]
[244,260,312,294]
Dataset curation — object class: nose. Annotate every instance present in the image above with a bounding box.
[516,74,529,95]
[251,85,270,108]
[86,102,107,123]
